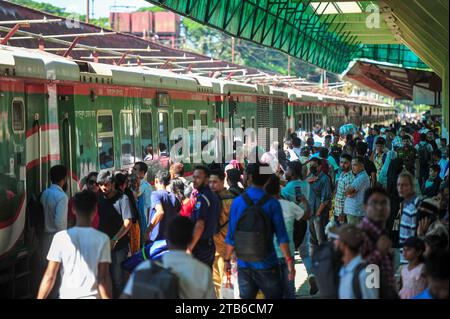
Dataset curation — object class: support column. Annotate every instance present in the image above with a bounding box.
[442,58,449,139]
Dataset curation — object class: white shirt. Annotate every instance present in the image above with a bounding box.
[41,184,68,233]
[123,251,216,299]
[274,199,304,258]
[47,227,111,299]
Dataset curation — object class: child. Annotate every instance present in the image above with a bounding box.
[399,237,427,299]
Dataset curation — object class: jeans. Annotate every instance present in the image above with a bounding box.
[110,246,129,298]
[278,259,296,299]
[309,214,328,265]
[298,223,311,274]
[237,266,283,299]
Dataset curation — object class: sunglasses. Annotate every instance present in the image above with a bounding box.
[88,179,98,186]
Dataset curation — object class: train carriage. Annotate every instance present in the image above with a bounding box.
[0,44,394,297]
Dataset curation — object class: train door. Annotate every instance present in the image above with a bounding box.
[24,83,49,201]
[57,85,77,198]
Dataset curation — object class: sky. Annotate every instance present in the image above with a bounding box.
[33,0,153,18]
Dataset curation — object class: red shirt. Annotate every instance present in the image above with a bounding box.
[68,197,99,229]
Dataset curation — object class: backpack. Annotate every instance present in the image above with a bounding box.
[215,192,237,235]
[417,143,430,166]
[234,193,272,262]
[131,260,179,299]
[311,241,368,299]
[311,241,342,298]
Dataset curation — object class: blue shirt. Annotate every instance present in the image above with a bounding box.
[307,172,332,214]
[149,190,180,241]
[413,288,433,299]
[338,255,379,299]
[344,171,370,217]
[225,187,289,270]
[281,179,310,209]
[140,180,153,213]
[41,184,68,233]
[191,185,220,240]
[439,158,448,179]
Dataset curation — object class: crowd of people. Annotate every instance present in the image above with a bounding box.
[34,118,448,300]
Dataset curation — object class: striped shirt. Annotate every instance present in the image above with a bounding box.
[399,196,418,264]
[334,171,354,216]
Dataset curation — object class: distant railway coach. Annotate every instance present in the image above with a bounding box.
[0,45,394,297]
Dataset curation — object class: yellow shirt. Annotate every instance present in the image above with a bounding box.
[213,190,235,258]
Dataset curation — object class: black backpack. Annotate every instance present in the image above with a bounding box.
[234,193,272,262]
[131,261,179,299]
[311,241,369,299]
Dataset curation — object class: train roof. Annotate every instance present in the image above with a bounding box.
[0,44,80,81]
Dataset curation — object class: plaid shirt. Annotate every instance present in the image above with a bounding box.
[359,217,397,298]
[334,170,354,216]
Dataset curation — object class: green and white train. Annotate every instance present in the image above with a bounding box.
[0,44,394,297]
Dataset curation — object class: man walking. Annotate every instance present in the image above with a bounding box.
[97,171,132,298]
[209,169,237,298]
[188,166,221,268]
[40,165,69,257]
[132,162,153,234]
[37,190,112,299]
[145,171,180,242]
[224,162,295,299]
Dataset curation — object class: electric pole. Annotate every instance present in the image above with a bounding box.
[86,0,89,23]
[231,37,235,64]
[287,55,291,76]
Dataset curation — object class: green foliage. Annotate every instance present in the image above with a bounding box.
[136,6,165,12]
[9,0,70,17]
[181,17,323,79]
[8,0,110,28]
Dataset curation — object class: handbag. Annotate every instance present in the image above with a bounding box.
[392,203,403,232]
[220,271,235,299]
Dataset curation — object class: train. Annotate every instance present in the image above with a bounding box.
[0,44,395,297]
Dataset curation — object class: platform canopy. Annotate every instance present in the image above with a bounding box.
[148,0,449,133]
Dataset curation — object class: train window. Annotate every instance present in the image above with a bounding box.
[188,113,195,128]
[159,112,169,149]
[140,112,153,159]
[97,113,114,169]
[12,99,25,132]
[200,113,208,127]
[98,115,113,133]
[251,117,255,129]
[120,112,135,165]
[98,137,114,169]
[174,112,183,129]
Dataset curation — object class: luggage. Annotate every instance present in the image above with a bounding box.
[122,240,169,273]
[130,260,179,299]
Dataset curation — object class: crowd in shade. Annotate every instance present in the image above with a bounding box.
[35,118,448,299]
